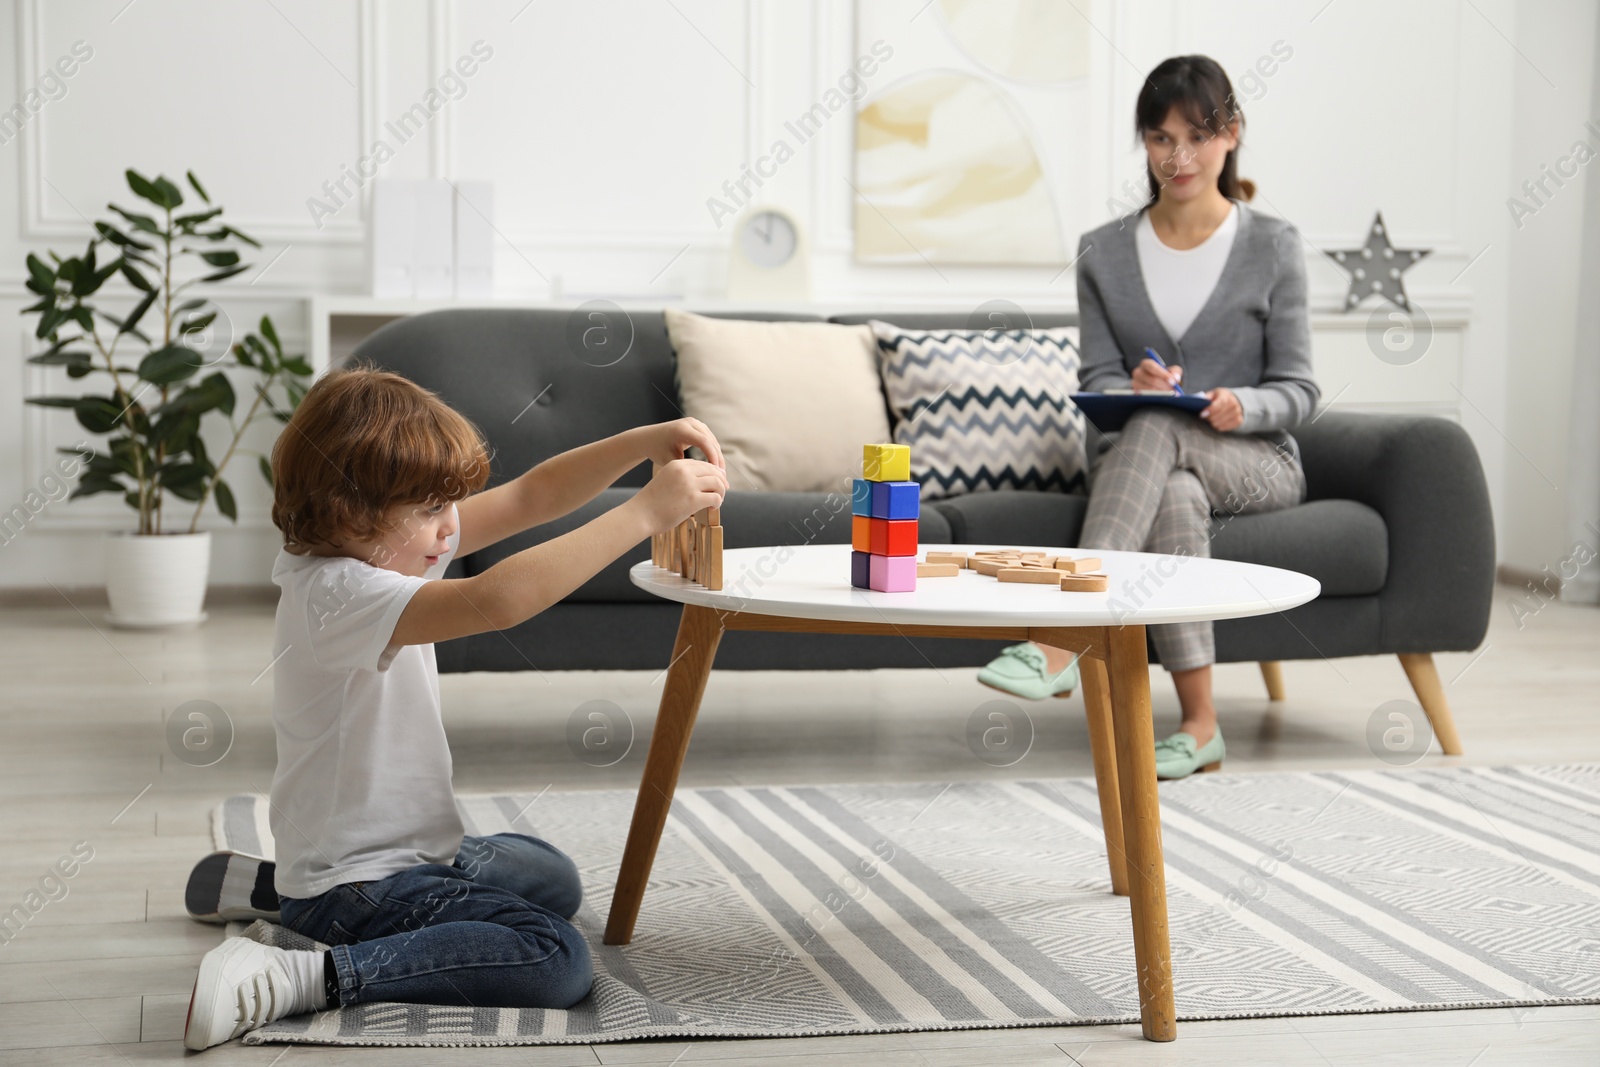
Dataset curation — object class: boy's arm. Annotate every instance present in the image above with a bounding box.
[390,456,725,649]
[455,418,724,559]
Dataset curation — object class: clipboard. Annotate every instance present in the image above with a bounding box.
[1070,391,1212,432]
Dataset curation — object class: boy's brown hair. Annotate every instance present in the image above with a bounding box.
[271,364,491,554]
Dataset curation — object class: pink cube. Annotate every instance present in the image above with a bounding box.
[868,553,917,592]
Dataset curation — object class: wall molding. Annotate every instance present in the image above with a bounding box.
[15,0,373,244]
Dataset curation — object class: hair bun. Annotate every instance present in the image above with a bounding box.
[1237,177,1257,202]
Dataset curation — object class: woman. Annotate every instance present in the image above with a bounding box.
[977,54,1319,780]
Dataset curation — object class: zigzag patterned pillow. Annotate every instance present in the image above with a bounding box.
[867,321,1088,500]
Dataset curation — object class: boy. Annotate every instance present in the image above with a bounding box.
[184,365,727,1050]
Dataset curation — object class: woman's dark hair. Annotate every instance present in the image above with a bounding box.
[1135,54,1255,205]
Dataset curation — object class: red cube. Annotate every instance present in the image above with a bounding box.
[869,518,917,557]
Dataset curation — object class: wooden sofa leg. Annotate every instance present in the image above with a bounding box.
[1398,653,1464,756]
[1259,661,1286,701]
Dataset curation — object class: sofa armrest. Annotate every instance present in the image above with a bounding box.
[1292,412,1494,653]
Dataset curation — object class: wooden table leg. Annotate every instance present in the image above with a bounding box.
[1104,624,1176,1041]
[1078,655,1129,897]
[604,603,724,945]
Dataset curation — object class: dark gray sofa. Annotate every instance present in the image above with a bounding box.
[350,307,1495,749]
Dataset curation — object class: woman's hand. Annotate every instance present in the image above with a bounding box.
[1133,357,1183,392]
[1198,387,1243,431]
[639,417,725,471]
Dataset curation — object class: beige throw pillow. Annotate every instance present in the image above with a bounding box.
[663,309,892,493]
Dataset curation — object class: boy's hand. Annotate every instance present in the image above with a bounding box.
[632,458,727,534]
[641,417,726,471]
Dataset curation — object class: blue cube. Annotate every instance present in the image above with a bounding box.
[850,550,871,589]
[870,480,920,520]
[851,478,873,517]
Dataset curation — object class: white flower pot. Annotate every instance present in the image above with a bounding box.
[104,530,211,628]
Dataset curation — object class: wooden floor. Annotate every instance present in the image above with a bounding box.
[2,582,1597,1065]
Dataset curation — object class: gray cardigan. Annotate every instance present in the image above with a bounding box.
[1076,199,1320,460]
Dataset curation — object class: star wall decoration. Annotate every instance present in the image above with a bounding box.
[1328,211,1430,312]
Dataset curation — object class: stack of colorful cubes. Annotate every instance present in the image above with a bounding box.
[851,443,919,592]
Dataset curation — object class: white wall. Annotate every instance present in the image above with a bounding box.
[0,0,1593,590]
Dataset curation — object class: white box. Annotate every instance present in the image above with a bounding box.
[453,181,494,299]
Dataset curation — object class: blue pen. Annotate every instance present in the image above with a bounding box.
[1142,346,1185,395]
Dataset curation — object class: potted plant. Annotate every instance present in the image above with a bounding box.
[23,169,313,628]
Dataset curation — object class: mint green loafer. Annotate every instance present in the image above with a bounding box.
[1154,726,1225,779]
[977,643,1079,701]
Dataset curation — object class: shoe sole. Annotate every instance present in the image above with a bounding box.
[186,851,281,924]
[184,938,250,1050]
[976,676,1075,701]
[1157,760,1223,780]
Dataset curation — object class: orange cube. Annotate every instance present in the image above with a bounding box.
[851,514,872,553]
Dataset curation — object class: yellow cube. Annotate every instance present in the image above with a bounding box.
[862,443,910,482]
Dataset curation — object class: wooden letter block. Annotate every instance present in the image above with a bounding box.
[970,557,1008,576]
[1056,556,1104,574]
[916,562,960,578]
[703,524,723,590]
[998,567,1068,584]
[1059,572,1109,592]
[923,551,968,568]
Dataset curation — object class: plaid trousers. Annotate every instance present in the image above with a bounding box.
[1077,408,1306,671]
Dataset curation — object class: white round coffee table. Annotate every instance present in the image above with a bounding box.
[607,543,1320,1042]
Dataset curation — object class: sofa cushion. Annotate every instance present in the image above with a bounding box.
[927,489,1089,547]
[931,491,1386,596]
[1210,499,1387,597]
[663,309,891,493]
[351,308,826,493]
[867,320,1088,500]
[463,487,955,603]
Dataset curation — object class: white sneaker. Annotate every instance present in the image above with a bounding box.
[184,938,320,1050]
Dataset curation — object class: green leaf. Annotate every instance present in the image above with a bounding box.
[180,310,217,335]
[201,371,235,416]
[27,348,92,367]
[199,264,249,283]
[199,250,239,267]
[210,224,261,248]
[25,396,82,409]
[26,253,55,291]
[282,355,313,378]
[187,171,210,203]
[34,304,64,340]
[118,290,158,336]
[150,411,199,446]
[260,316,281,352]
[213,478,237,521]
[102,224,154,253]
[174,297,208,312]
[258,454,274,487]
[152,175,184,209]
[175,207,223,227]
[108,203,162,234]
[120,261,153,292]
[126,168,180,209]
[70,474,126,500]
[158,462,208,500]
[139,344,205,386]
[73,396,125,434]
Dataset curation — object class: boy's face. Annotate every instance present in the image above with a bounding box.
[320,499,455,577]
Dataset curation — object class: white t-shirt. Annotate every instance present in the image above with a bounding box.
[1135,202,1238,346]
[266,502,464,899]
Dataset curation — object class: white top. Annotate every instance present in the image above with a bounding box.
[266,502,463,899]
[1135,202,1238,344]
[631,544,1318,628]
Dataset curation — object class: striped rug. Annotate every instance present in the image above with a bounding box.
[215,765,1600,1047]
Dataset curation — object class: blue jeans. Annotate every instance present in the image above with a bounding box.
[277,833,593,1009]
